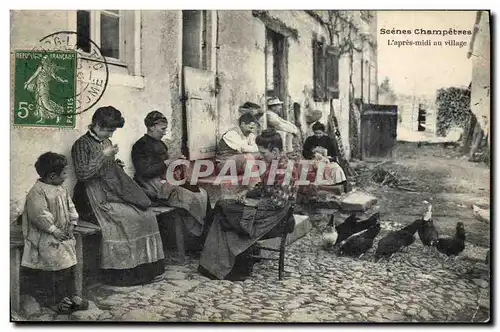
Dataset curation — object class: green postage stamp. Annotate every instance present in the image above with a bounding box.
[13,50,77,128]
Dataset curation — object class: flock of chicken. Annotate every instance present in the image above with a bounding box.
[322,205,467,261]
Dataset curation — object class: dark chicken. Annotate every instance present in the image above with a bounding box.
[418,219,438,246]
[434,222,466,258]
[417,204,438,248]
[375,219,424,260]
[339,223,381,258]
[335,212,379,246]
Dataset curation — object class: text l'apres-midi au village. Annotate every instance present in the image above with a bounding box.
[380,28,472,48]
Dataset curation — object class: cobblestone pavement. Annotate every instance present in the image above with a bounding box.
[21,214,490,323]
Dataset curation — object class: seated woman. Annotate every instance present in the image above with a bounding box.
[71,106,165,287]
[199,128,299,281]
[216,111,261,176]
[131,111,211,251]
[302,122,348,194]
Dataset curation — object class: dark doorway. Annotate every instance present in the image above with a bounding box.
[360,104,398,159]
[418,104,427,132]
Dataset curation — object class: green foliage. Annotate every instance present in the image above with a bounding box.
[435,87,471,136]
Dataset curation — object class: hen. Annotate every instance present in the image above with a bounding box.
[417,204,439,252]
[339,222,381,258]
[375,218,424,260]
[335,212,379,246]
[321,216,338,249]
[433,222,466,260]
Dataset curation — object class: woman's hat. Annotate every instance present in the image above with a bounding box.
[305,109,323,124]
[239,102,261,113]
[239,102,264,119]
[267,97,283,106]
[144,110,168,127]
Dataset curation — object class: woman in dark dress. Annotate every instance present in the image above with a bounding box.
[301,122,348,193]
[71,106,165,286]
[199,129,298,281]
[131,111,211,251]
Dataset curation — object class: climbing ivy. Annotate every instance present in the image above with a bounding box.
[435,87,471,137]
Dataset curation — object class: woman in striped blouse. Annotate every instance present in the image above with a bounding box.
[71,106,165,286]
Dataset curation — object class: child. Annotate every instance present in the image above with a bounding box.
[21,152,88,314]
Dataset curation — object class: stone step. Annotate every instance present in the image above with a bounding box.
[340,191,378,212]
[257,214,311,250]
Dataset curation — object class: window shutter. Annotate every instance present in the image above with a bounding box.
[325,45,340,100]
[313,39,326,102]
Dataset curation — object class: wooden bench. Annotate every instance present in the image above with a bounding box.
[10,206,181,313]
[10,236,23,313]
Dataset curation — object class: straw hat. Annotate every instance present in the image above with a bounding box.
[267,97,283,107]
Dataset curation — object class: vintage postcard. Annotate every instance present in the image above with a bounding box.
[9,10,491,323]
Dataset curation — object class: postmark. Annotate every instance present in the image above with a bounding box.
[13,31,109,127]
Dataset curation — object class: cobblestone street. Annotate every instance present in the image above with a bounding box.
[67,224,489,323]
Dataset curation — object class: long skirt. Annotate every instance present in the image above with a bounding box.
[199,199,292,280]
[137,177,209,238]
[157,196,214,253]
[100,260,165,287]
[73,180,165,286]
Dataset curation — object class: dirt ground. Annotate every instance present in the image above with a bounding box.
[361,142,491,249]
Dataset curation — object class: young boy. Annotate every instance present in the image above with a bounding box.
[21,152,88,314]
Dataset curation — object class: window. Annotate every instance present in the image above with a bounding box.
[325,45,340,100]
[182,10,212,70]
[266,28,286,101]
[313,38,326,101]
[77,10,124,61]
[313,37,339,101]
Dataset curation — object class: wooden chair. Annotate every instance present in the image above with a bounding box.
[251,199,296,280]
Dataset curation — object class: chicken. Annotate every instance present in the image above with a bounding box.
[321,216,338,249]
[472,205,490,224]
[335,212,379,246]
[433,222,466,260]
[375,219,424,260]
[339,223,381,258]
[417,204,439,252]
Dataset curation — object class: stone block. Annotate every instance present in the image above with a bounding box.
[340,191,378,212]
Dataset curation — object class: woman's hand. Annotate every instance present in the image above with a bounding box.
[235,191,247,204]
[116,159,125,168]
[103,145,119,157]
